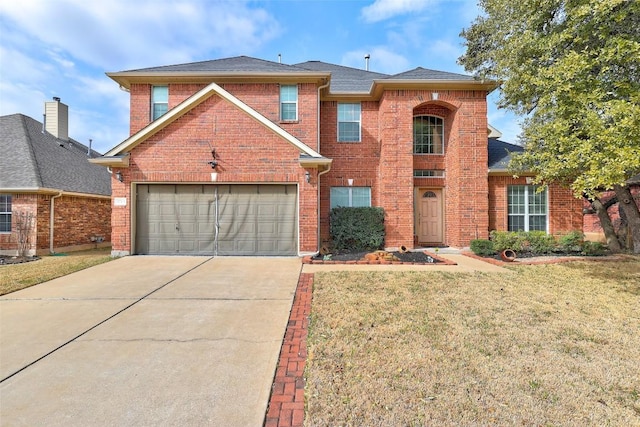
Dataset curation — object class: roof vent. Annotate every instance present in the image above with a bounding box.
[365,54,370,71]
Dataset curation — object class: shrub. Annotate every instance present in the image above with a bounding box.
[490,230,527,252]
[526,231,557,254]
[581,241,607,256]
[558,230,584,253]
[470,239,496,256]
[329,207,385,253]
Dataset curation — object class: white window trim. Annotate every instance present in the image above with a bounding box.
[280,84,298,121]
[330,186,371,209]
[413,115,445,155]
[0,194,12,233]
[337,102,361,142]
[151,85,169,121]
[507,185,549,232]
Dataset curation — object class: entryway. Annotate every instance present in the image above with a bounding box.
[416,188,443,245]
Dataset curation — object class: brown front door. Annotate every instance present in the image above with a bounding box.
[417,189,443,244]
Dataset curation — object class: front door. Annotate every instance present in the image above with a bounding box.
[417,188,443,244]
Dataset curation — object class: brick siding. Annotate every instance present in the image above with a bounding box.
[0,193,111,255]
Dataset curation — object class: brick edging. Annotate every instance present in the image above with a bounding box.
[301,251,456,265]
[461,251,628,265]
[264,273,313,427]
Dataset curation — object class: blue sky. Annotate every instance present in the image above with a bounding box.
[0,0,520,154]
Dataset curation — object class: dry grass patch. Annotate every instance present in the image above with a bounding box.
[0,248,114,295]
[305,259,640,426]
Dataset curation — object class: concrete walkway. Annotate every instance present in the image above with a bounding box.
[0,256,301,427]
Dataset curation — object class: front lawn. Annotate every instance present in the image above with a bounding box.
[305,259,640,425]
[0,248,114,295]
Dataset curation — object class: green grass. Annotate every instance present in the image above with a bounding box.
[0,248,114,295]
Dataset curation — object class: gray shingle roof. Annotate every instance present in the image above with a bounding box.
[387,67,475,81]
[123,55,315,74]
[295,61,389,93]
[0,114,111,196]
[488,138,524,171]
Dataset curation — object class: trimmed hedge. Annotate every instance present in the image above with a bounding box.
[470,239,496,256]
[329,207,385,252]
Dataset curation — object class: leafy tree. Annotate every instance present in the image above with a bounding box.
[459,0,640,253]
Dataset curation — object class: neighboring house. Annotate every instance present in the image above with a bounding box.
[0,98,111,256]
[91,55,582,257]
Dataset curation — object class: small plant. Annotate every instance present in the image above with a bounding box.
[526,231,557,254]
[581,241,606,256]
[470,239,496,256]
[558,230,584,253]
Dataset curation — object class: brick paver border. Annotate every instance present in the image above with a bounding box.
[264,273,313,427]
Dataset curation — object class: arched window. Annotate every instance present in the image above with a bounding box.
[423,191,437,198]
[413,116,444,154]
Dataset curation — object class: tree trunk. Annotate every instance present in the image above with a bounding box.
[614,185,640,254]
[589,196,622,252]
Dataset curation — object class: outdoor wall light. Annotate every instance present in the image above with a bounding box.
[305,171,311,183]
[115,171,123,182]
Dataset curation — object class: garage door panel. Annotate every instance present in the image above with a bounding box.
[137,184,297,255]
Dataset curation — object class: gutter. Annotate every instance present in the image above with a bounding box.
[50,192,63,254]
[315,79,332,254]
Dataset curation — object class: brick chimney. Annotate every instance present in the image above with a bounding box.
[44,97,69,141]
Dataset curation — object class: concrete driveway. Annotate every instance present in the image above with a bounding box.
[0,256,301,426]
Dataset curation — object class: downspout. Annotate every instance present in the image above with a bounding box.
[50,192,63,254]
[315,79,331,253]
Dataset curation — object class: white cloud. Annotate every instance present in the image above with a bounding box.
[361,0,435,23]
[0,0,281,70]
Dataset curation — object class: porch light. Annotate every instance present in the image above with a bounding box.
[115,171,123,182]
[305,171,311,183]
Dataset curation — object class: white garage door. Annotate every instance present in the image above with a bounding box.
[136,184,297,255]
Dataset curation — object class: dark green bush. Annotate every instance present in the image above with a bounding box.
[470,239,496,256]
[581,241,607,256]
[329,207,385,253]
[490,230,527,252]
[558,230,584,253]
[525,231,557,254]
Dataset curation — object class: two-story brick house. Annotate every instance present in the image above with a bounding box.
[92,56,582,256]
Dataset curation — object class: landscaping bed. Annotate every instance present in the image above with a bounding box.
[305,250,453,265]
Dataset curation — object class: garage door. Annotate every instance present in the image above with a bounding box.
[136,184,297,255]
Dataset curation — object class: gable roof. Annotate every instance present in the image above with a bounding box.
[97,81,328,167]
[488,138,525,172]
[0,114,111,196]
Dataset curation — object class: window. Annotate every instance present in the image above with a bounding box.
[151,86,168,120]
[414,116,444,154]
[330,187,371,209]
[338,103,361,142]
[414,170,445,178]
[508,185,548,232]
[280,85,298,121]
[0,194,11,233]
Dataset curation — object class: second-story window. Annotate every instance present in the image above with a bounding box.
[414,115,444,154]
[338,103,361,142]
[280,85,298,121]
[151,86,168,120]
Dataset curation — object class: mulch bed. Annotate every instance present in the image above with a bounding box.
[304,250,455,265]
[0,255,40,265]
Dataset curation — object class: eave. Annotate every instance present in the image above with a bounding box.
[107,71,331,90]
[321,79,499,101]
[0,187,111,199]
[88,154,130,167]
